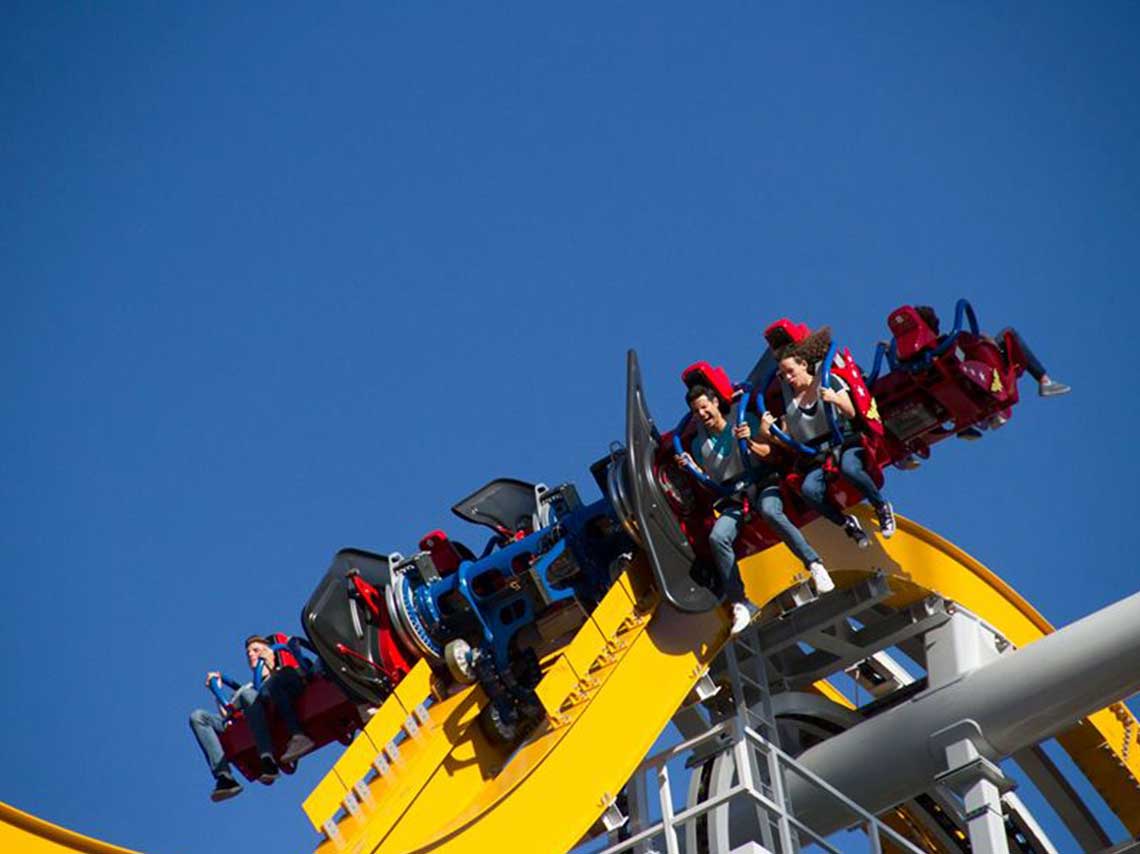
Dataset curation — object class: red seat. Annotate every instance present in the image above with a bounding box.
[419,529,471,576]
[871,308,1022,459]
[681,361,735,409]
[218,674,366,782]
[888,306,940,361]
[763,318,811,351]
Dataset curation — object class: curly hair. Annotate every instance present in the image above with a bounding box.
[778,326,832,375]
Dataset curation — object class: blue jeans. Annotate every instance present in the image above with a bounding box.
[244,668,307,757]
[801,447,885,526]
[189,684,257,779]
[757,485,820,568]
[709,507,748,604]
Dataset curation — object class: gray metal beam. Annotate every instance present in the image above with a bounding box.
[754,573,893,655]
[782,589,1140,837]
[1012,745,1111,852]
[774,597,948,689]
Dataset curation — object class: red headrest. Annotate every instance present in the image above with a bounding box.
[764,318,811,351]
[419,529,461,575]
[681,361,734,408]
[888,306,939,361]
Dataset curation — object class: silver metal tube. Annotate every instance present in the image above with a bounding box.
[785,590,1140,835]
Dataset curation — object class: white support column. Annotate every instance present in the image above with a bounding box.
[926,613,1014,854]
[924,609,1005,688]
[937,737,1012,854]
[658,764,681,854]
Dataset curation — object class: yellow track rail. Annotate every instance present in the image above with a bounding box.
[306,511,1140,853]
[0,801,139,854]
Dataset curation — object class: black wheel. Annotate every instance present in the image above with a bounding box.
[478,702,518,745]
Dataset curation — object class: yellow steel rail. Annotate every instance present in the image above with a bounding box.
[0,801,139,854]
[305,511,1140,853]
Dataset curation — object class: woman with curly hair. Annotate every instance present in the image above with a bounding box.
[760,326,896,551]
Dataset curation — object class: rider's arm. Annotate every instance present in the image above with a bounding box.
[820,376,856,419]
[740,414,772,458]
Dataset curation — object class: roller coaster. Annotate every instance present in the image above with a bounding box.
[282,300,1137,854]
[8,300,1138,853]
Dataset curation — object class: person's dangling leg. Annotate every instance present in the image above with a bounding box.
[799,467,845,526]
[839,447,894,538]
[758,485,820,567]
[708,505,757,633]
[998,327,1070,397]
[801,464,869,549]
[758,485,834,593]
[708,508,746,604]
[268,668,316,764]
[242,685,280,783]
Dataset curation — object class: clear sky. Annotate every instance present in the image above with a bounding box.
[2,3,1137,853]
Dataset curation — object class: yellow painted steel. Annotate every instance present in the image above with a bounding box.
[306,510,1140,853]
[0,801,139,854]
[303,661,433,833]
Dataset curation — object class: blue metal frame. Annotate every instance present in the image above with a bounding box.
[818,340,844,447]
[404,497,615,669]
[867,340,893,387]
[735,381,753,468]
[208,675,233,709]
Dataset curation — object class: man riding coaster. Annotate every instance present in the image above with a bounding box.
[188,633,317,802]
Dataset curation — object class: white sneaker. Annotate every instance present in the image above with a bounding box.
[730,601,759,635]
[808,561,835,594]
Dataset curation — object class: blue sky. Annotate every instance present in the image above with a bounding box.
[2,3,1137,852]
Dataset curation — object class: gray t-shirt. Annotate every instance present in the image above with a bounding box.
[782,374,850,445]
[692,405,761,484]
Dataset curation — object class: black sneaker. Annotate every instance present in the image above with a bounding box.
[210,774,243,802]
[876,502,896,539]
[843,515,870,549]
[258,755,279,784]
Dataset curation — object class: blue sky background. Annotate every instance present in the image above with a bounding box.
[2,3,1137,852]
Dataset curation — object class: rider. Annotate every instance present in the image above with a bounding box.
[675,383,765,634]
[762,327,896,546]
[189,672,257,802]
[913,305,1071,398]
[244,634,315,767]
[188,633,315,801]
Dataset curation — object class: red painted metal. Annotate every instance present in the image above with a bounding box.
[218,675,366,783]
